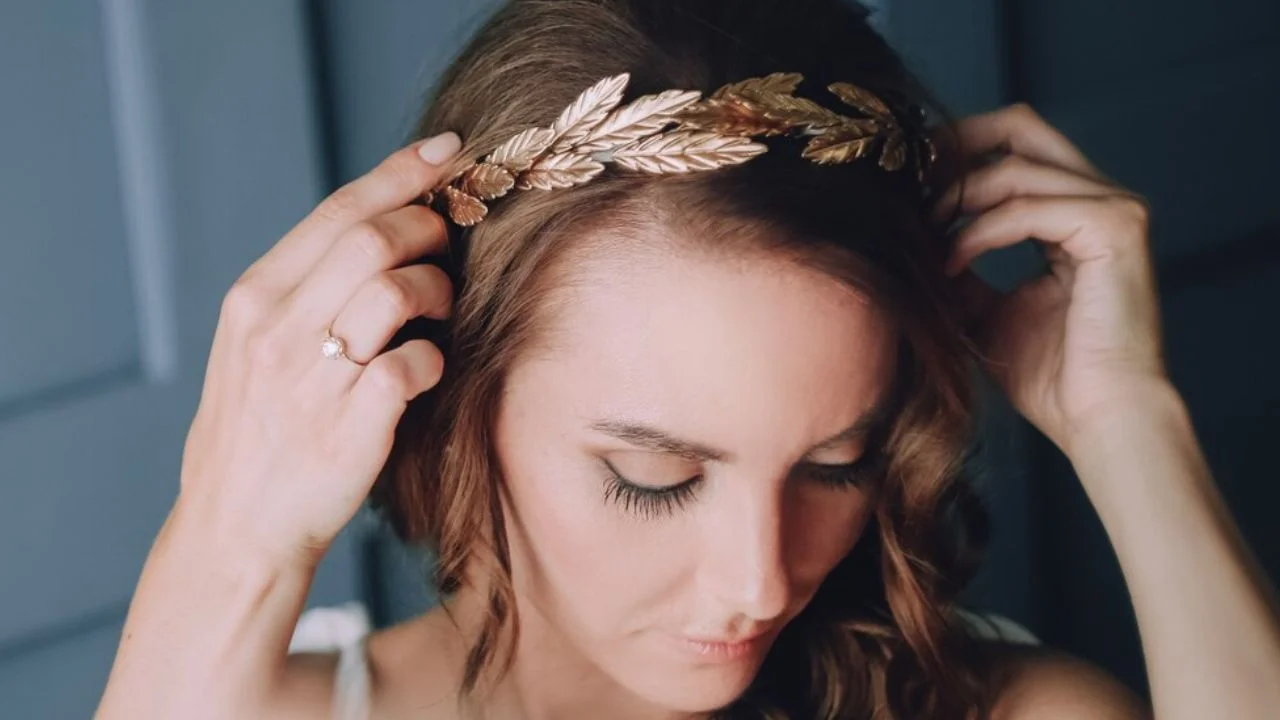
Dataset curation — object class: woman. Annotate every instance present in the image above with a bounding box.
[97,0,1280,718]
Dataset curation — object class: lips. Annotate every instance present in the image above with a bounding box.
[673,627,772,661]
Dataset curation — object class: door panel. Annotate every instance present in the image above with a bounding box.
[0,5,140,404]
[0,1,357,714]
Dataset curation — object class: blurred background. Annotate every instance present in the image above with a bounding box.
[1,0,1278,716]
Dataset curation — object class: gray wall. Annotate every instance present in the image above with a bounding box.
[0,2,357,716]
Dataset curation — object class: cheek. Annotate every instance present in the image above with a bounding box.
[789,487,875,588]
[501,452,693,630]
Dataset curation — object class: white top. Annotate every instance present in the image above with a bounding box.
[288,601,373,720]
[288,602,1039,720]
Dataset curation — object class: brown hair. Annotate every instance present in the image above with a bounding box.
[372,0,1001,717]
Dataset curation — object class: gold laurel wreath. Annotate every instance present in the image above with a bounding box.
[424,72,938,227]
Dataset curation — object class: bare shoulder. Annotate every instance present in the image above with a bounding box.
[985,641,1153,720]
[362,605,468,718]
[270,607,465,719]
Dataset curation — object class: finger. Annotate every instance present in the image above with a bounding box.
[952,103,1103,181]
[945,194,1150,277]
[328,263,454,365]
[344,339,445,440]
[241,132,462,294]
[931,152,1116,223]
[287,203,450,324]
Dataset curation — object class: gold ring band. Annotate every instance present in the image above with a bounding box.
[321,327,366,367]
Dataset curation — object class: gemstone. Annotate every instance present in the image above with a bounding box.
[321,336,345,360]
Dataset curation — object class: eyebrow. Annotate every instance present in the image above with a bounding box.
[587,394,895,464]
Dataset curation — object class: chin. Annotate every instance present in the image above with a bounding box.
[633,676,756,714]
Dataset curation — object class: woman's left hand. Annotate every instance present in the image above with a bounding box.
[931,102,1170,458]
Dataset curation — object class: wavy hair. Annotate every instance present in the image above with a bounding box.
[371,1,1001,717]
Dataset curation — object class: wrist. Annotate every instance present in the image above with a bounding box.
[1063,380,1190,461]
[164,493,323,582]
[1063,382,1208,510]
[105,498,320,713]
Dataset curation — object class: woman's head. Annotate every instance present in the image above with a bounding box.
[375,0,993,716]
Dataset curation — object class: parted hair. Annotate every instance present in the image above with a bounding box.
[370,1,1003,717]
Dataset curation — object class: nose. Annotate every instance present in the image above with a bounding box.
[700,483,792,622]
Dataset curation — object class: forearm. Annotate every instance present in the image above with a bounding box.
[1068,385,1280,719]
[96,498,317,719]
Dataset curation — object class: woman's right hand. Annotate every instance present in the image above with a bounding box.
[173,132,463,571]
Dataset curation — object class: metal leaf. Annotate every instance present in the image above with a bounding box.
[676,97,794,137]
[549,73,630,152]
[459,162,516,201]
[443,186,488,226]
[515,152,606,190]
[801,120,881,164]
[574,89,703,154]
[879,128,906,171]
[711,72,804,101]
[485,127,556,172]
[827,82,894,122]
[752,93,847,131]
[611,130,767,174]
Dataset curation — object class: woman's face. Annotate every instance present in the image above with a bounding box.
[493,240,897,713]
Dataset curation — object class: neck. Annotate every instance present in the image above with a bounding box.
[443,583,709,720]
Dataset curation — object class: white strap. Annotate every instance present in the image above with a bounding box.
[333,635,372,720]
[288,602,374,720]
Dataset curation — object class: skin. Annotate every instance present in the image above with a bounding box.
[489,245,892,716]
[96,102,1280,720]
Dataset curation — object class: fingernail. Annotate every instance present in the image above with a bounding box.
[418,132,462,165]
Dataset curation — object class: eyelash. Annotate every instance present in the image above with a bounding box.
[601,452,883,520]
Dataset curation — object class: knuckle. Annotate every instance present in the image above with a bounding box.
[378,152,430,193]
[245,327,291,369]
[221,279,272,327]
[316,185,361,222]
[1000,194,1035,216]
[430,207,450,239]
[995,152,1032,173]
[1008,101,1042,125]
[419,264,455,316]
[411,204,449,241]
[983,152,1031,186]
[1107,193,1150,229]
[372,272,415,317]
[347,221,398,266]
[423,343,446,385]
[366,355,413,399]
[408,341,446,389]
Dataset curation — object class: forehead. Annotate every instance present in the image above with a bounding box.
[508,239,898,459]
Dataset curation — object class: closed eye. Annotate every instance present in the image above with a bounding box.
[600,449,884,520]
[798,451,884,490]
[600,458,701,519]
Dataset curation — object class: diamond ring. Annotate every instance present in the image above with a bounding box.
[321,327,366,366]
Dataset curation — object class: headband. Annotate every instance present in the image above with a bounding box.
[424,71,938,227]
